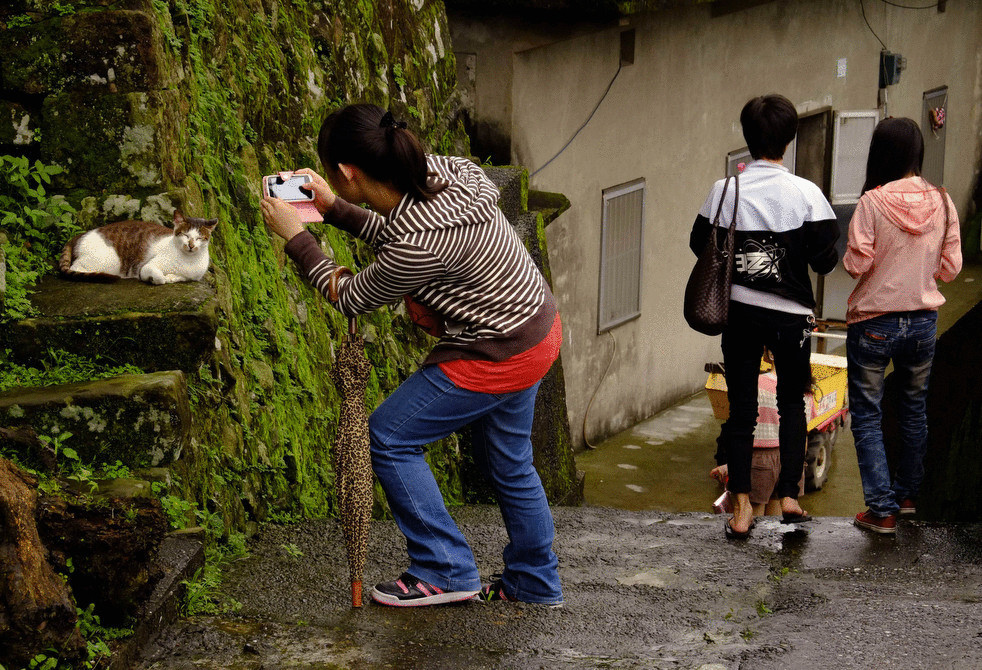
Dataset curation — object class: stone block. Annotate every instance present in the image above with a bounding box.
[0,10,172,96]
[483,165,528,221]
[4,275,218,373]
[0,371,191,468]
[41,88,188,191]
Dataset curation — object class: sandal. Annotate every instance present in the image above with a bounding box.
[781,511,813,524]
[724,516,756,540]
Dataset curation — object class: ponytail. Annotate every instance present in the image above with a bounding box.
[318,104,446,202]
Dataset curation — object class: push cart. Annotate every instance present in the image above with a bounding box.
[705,350,849,492]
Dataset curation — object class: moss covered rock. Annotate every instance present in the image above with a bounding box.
[0,0,581,533]
[0,371,190,468]
[6,275,218,372]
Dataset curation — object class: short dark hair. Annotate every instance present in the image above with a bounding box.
[318,104,445,202]
[740,95,798,160]
[862,117,924,194]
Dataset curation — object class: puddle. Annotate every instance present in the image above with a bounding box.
[576,392,865,515]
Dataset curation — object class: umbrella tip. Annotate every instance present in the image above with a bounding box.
[352,580,363,608]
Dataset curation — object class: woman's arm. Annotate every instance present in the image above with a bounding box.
[843,197,876,279]
[284,233,446,317]
[937,191,963,283]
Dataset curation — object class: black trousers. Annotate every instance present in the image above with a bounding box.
[717,301,813,499]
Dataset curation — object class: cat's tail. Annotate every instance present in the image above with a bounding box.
[58,235,119,282]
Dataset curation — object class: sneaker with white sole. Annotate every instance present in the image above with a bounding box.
[899,499,916,516]
[370,572,479,607]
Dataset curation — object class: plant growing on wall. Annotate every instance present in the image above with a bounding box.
[0,155,80,321]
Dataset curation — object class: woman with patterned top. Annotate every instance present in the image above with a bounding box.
[690,94,839,540]
[845,117,961,535]
[261,104,563,607]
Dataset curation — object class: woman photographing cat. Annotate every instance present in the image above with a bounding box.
[261,104,564,608]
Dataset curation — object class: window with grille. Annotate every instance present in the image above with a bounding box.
[598,179,644,332]
[830,110,879,204]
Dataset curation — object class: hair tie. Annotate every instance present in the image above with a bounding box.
[380,110,408,130]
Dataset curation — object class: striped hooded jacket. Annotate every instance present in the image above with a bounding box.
[284,155,557,364]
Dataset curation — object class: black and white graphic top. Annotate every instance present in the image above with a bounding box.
[690,160,839,313]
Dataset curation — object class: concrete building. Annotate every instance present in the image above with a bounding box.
[448,0,982,448]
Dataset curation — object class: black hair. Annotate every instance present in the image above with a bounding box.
[740,94,798,160]
[862,117,924,194]
[317,104,445,202]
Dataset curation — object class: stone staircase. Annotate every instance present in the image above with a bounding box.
[0,275,212,662]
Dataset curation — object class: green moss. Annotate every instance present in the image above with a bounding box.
[3,0,577,537]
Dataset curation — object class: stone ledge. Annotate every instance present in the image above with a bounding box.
[5,275,218,372]
[0,371,191,468]
[108,530,205,670]
[483,165,528,221]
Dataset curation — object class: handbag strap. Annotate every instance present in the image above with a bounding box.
[711,174,740,238]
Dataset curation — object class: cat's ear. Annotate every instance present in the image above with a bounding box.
[173,210,187,227]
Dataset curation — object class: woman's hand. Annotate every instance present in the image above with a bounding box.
[294,168,336,214]
[710,464,728,484]
[261,196,305,242]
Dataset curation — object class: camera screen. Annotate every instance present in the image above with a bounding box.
[268,175,314,201]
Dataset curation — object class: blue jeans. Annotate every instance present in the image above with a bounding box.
[847,311,937,517]
[369,364,563,604]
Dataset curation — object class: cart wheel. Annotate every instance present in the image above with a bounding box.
[805,430,833,492]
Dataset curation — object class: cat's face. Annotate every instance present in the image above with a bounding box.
[172,211,219,254]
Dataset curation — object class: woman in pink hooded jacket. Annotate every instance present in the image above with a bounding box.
[845,117,962,535]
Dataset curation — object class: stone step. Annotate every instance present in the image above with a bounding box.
[4,275,218,372]
[529,189,571,226]
[0,371,190,469]
[484,165,528,221]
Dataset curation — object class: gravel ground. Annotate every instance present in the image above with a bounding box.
[140,506,982,669]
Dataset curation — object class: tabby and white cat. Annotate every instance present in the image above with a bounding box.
[59,211,218,284]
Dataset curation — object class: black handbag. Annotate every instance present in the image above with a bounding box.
[684,174,739,336]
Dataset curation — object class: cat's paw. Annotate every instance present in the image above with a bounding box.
[163,274,184,283]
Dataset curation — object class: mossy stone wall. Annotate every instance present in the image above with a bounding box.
[0,0,579,531]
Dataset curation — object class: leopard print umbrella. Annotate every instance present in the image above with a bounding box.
[329,317,374,608]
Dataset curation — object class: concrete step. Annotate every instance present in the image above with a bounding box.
[0,371,190,468]
[4,275,218,372]
[483,165,528,221]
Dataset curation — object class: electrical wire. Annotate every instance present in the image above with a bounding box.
[532,65,623,178]
[582,331,616,449]
[859,0,887,49]
[879,0,938,8]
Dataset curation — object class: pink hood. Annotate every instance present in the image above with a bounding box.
[843,177,962,325]
[864,177,951,235]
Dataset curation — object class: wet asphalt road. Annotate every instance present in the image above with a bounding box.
[139,267,982,668]
[140,506,982,669]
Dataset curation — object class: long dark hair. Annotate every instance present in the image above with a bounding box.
[317,104,445,202]
[862,117,924,194]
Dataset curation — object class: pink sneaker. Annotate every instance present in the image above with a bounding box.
[899,499,916,516]
[854,510,897,535]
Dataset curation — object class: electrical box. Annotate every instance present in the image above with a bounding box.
[879,51,906,88]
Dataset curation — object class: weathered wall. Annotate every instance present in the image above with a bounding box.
[0,0,578,532]
[499,0,982,446]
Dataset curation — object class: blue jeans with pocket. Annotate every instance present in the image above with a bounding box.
[369,364,563,604]
[847,311,937,517]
